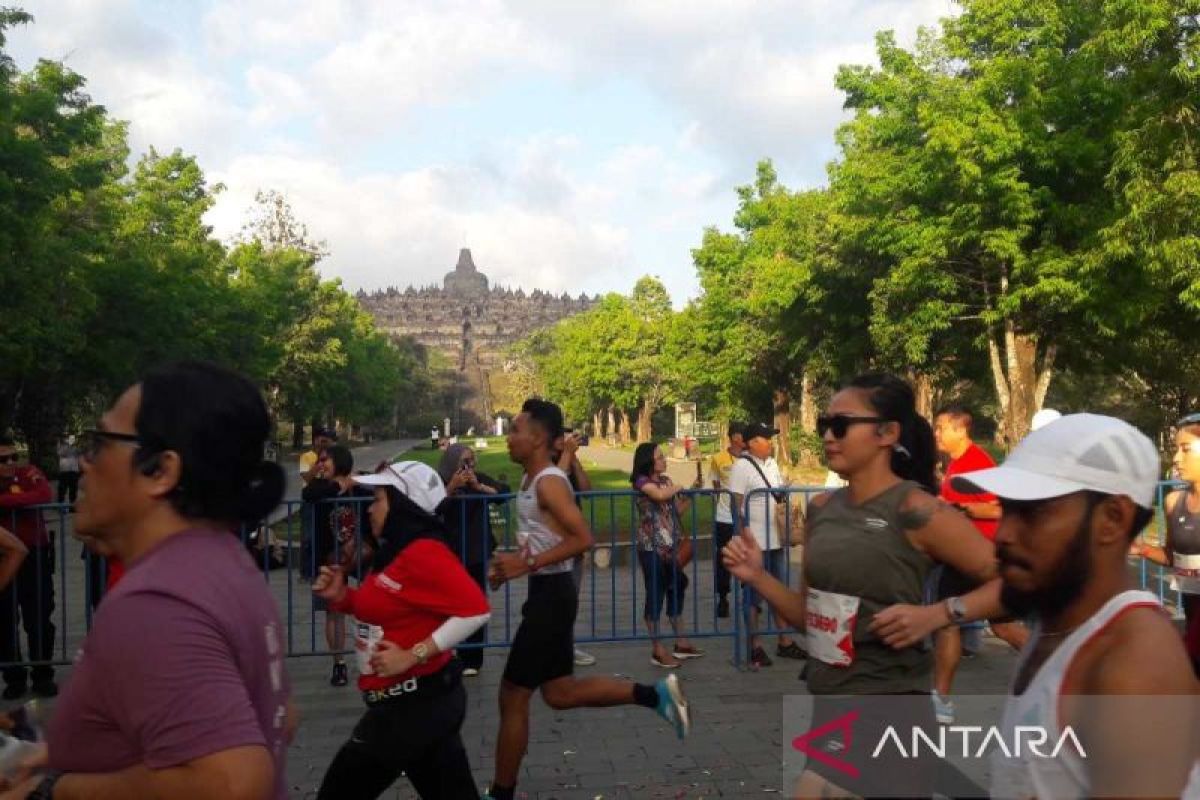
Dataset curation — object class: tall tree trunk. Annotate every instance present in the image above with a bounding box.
[772,388,794,467]
[987,321,1057,446]
[636,400,654,443]
[592,411,604,439]
[911,372,935,421]
[799,371,819,433]
[619,410,633,445]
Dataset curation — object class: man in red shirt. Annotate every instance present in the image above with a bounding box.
[0,435,56,699]
[932,405,1027,722]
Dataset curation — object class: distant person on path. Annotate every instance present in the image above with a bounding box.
[723,374,1003,798]
[707,422,745,618]
[303,444,372,688]
[728,422,804,668]
[1131,411,1200,676]
[555,428,597,666]
[22,361,294,799]
[931,404,1027,723]
[631,443,704,668]
[56,435,81,506]
[483,399,690,800]
[0,435,56,699]
[313,461,490,799]
[299,428,336,581]
[437,443,508,676]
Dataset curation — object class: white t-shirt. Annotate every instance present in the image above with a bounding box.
[729,455,784,551]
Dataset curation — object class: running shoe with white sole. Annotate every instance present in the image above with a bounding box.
[573,647,596,666]
[654,673,690,739]
[932,691,955,725]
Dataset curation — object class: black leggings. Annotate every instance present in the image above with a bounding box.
[318,682,478,799]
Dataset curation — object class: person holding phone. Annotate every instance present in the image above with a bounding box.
[436,444,508,676]
[630,444,704,668]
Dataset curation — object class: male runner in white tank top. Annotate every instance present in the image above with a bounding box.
[482,399,690,800]
[948,414,1199,798]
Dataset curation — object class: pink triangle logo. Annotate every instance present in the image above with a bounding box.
[791,710,861,778]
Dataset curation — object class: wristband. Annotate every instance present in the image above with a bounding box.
[30,770,63,800]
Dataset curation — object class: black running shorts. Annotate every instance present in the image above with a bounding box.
[503,572,578,689]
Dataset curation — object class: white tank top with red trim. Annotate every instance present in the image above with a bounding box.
[990,590,1162,799]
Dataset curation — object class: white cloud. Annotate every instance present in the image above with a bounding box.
[9,0,955,302]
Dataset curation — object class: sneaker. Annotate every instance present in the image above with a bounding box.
[716,597,730,618]
[330,662,348,687]
[672,644,705,660]
[653,673,690,739]
[573,648,596,666]
[776,641,806,660]
[749,646,773,669]
[462,667,480,677]
[1,684,25,701]
[31,680,57,699]
[651,652,682,668]
[933,691,955,725]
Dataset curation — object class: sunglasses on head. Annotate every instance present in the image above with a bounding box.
[816,414,888,439]
[1178,413,1200,428]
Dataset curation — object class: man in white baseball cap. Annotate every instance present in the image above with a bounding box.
[951,414,1198,798]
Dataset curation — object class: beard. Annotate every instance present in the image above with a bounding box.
[999,511,1093,620]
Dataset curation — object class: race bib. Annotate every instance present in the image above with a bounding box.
[805,588,860,667]
[1175,553,1200,594]
[354,621,384,676]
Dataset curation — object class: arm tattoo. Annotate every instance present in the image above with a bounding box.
[898,502,936,531]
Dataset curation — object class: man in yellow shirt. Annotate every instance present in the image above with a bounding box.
[707,422,744,617]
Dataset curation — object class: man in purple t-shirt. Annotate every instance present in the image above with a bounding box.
[8,362,293,800]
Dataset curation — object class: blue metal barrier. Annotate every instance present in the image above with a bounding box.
[0,480,1189,672]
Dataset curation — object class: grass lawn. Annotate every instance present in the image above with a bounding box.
[402,438,717,546]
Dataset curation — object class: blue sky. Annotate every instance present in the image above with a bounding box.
[9,0,954,304]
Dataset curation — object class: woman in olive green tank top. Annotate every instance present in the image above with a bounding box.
[723,374,1006,798]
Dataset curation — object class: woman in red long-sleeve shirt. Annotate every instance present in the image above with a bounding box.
[313,461,491,799]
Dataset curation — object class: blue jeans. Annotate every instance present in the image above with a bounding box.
[638,551,688,620]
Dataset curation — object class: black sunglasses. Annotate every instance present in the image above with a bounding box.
[81,429,144,461]
[0,454,17,465]
[1178,413,1200,428]
[816,414,888,439]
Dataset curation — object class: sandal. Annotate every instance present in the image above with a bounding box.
[651,653,682,668]
[672,644,706,659]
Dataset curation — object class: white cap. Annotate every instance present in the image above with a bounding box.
[353,461,446,514]
[1030,408,1062,431]
[951,413,1160,509]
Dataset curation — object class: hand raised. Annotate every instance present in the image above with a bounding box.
[721,528,764,582]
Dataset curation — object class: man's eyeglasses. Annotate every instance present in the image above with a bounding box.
[816,414,888,439]
[0,454,18,465]
[81,429,143,461]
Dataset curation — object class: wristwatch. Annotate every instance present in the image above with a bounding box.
[413,642,430,664]
[945,596,968,625]
[30,770,63,800]
[524,552,538,572]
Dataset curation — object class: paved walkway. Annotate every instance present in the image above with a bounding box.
[285,627,1020,798]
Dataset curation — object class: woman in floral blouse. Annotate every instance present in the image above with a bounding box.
[630,443,705,668]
